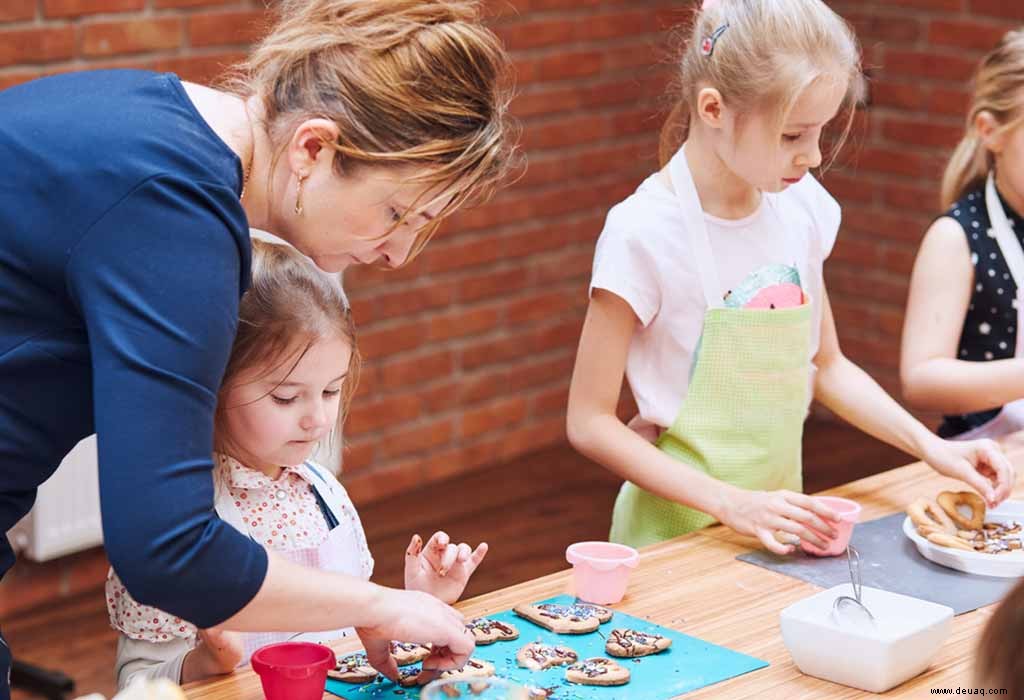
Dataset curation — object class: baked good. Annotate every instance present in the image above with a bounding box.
[605,628,672,657]
[565,657,630,686]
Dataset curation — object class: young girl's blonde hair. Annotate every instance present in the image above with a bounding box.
[941,29,1024,209]
[226,0,518,263]
[214,239,360,452]
[660,0,864,169]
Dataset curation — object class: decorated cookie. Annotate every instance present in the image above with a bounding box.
[515,642,579,671]
[328,652,377,683]
[397,666,424,688]
[565,657,630,686]
[389,641,431,666]
[513,602,612,634]
[440,658,495,681]
[605,628,672,657]
[465,617,519,645]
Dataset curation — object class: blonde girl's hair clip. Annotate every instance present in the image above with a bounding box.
[700,22,730,57]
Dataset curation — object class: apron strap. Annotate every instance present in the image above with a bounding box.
[987,171,1024,290]
[668,147,804,309]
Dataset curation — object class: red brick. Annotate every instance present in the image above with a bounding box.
[459,267,531,303]
[852,146,929,178]
[43,0,142,18]
[882,117,962,149]
[460,371,510,405]
[927,87,971,117]
[830,299,876,330]
[506,354,575,391]
[518,50,603,85]
[340,438,375,475]
[461,329,534,370]
[507,290,574,325]
[358,321,427,359]
[871,0,961,10]
[969,0,1024,20]
[377,351,455,391]
[579,9,657,42]
[345,460,426,505]
[831,237,881,267]
[531,384,570,417]
[188,10,268,48]
[420,380,463,413]
[0,28,74,68]
[522,113,611,151]
[427,305,503,343]
[847,13,923,43]
[155,0,234,7]
[153,51,245,84]
[367,281,455,324]
[379,419,454,459]
[536,250,592,284]
[83,18,183,58]
[929,19,1012,50]
[347,394,421,435]
[822,172,875,203]
[495,17,576,50]
[498,415,566,461]
[0,0,35,21]
[883,50,977,82]
[421,236,507,274]
[461,397,529,438]
[878,307,906,336]
[826,268,909,306]
[869,80,926,111]
[843,208,929,243]
[883,182,942,215]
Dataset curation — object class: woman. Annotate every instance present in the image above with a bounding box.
[0,0,515,692]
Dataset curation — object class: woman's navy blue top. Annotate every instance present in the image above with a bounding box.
[0,70,267,627]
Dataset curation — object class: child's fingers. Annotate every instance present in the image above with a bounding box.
[439,543,458,576]
[455,542,472,562]
[758,527,795,556]
[470,542,488,567]
[405,534,423,558]
[426,531,450,553]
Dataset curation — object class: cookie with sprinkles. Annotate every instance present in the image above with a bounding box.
[605,628,672,657]
[390,640,431,666]
[397,666,424,688]
[513,602,612,634]
[516,642,579,671]
[565,657,630,686]
[440,657,495,681]
[465,617,519,644]
[328,652,377,683]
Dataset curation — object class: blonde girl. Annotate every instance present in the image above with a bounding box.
[0,0,515,689]
[107,241,487,688]
[902,31,1024,443]
[567,0,1015,552]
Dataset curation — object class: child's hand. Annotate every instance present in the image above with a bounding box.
[403,531,488,604]
[921,437,1016,508]
[181,628,245,683]
[719,488,840,555]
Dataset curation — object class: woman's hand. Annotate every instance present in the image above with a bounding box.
[719,488,840,555]
[920,436,1016,507]
[181,628,245,683]
[355,587,474,682]
[404,531,488,604]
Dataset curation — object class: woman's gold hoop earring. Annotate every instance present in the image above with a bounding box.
[295,174,307,216]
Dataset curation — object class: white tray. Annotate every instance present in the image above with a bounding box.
[902,500,1024,578]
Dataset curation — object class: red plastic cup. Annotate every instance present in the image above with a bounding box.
[250,642,335,700]
[566,541,640,605]
[800,496,862,557]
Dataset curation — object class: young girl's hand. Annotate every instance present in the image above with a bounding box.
[719,489,840,555]
[920,437,1016,508]
[403,531,488,604]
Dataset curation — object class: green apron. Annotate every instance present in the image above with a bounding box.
[609,149,813,548]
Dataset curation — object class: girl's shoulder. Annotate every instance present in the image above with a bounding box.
[778,174,840,229]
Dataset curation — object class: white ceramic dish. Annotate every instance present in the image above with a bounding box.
[902,500,1024,578]
[780,583,953,693]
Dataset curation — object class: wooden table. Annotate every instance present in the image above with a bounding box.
[185,454,1023,699]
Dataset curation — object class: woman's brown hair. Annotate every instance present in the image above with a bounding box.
[226,0,520,262]
[975,576,1024,697]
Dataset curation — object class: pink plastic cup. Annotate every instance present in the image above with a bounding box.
[800,496,862,557]
[250,642,335,700]
[566,541,640,605]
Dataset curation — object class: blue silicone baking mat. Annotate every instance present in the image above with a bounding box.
[324,594,767,699]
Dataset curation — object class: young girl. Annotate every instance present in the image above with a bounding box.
[567,0,1016,552]
[106,240,487,689]
[902,31,1024,442]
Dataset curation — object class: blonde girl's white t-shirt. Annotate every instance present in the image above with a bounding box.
[590,149,841,437]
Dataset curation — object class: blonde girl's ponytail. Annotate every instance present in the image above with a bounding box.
[941,30,1024,209]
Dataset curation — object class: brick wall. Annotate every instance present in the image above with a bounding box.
[3,0,1022,520]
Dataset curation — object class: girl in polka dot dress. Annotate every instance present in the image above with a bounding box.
[903,30,1024,441]
[105,241,487,689]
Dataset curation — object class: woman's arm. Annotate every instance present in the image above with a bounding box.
[567,290,838,554]
[901,216,1024,413]
[815,286,1015,505]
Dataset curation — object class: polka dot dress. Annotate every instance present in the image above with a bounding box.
[940,184,1024,438]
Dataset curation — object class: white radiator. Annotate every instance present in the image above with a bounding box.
[6,434,341,563]
[8,435,103,562]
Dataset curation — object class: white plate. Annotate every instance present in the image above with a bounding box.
[902,500,1024,578]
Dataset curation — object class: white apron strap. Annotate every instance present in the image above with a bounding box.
[987,172,1024,291]
[667,147,804,310]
